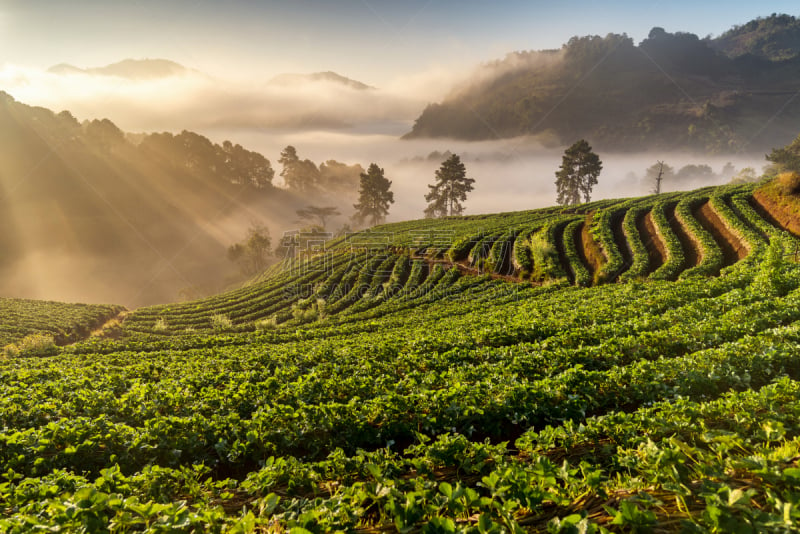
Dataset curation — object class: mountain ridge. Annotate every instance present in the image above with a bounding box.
[268,70,375,90]
[404,14,800,153]
[47,58,191,79]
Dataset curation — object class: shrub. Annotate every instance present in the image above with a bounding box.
[3,333,57,358]
[315,298,327,319]
[210,314,233,331]
[153,318,168,332]
[777,171,800,195]
[529,232,559,280]
[1,344,16,359]
[255,316,278,331]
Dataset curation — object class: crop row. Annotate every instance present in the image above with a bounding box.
[0,298,123,347]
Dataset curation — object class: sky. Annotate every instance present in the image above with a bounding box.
[2,0,799,86]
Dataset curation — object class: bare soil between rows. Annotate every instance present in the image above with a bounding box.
[666,203,701,271]
[638,210,666,274]
[579,215,606,280]
[693,201,748,268]
[752,188,800,237]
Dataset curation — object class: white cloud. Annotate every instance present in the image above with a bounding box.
[0,63,432,133]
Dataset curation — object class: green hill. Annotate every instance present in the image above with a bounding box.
[405,15,800,153]
[710,13,800,61]
[3,176,800,530]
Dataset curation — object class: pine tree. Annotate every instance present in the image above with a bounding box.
[424,154,475,218]
[353,163,394,227]
[555,140,602,205]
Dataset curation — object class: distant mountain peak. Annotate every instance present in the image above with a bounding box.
[269,71,374,90]
[47,63,86,75]
[47,58,190,79]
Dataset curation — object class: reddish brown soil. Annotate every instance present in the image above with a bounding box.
[579,215,606,278]
[638,210,666,274]
[693,201,748,266]
[753,188,800,237]
[666,203,701,269]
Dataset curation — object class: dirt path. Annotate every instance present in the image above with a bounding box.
[611,211,633,276]
[693,201,748,267]
[638,210,666,274]
[88,311,129,341]
[666,203,701,270]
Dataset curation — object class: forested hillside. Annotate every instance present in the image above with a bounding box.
[711,13,800,61]
[405,15,800,153]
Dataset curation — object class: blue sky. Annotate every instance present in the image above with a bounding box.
[1,0,798,84]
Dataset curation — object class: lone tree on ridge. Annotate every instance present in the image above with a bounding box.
[555,139,602,205]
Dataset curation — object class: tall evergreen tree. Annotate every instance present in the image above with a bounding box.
[424,154,475,218]
[353,163,394,226]
[555,139,602,205]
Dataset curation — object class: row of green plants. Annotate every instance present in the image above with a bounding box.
[0,298,123,348]
[675,196,723,278]
[5,373,800,533]
[588,208,622,283]
[648,201,687,281]
[618,206,650,280]
[4,285,800,529]
[562,219,592,287]
[4,257,799,474]
[121,185,772,337]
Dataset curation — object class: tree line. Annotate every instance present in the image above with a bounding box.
[227,129,800,278]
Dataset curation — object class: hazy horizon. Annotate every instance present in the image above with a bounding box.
[3,1,799,85]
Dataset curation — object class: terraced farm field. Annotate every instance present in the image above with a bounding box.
[4,181,800,532]
[0,299,124,348]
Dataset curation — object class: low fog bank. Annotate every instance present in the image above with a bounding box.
[0,195,320,308]
[0,63,445,133]
[204,129,766,226]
